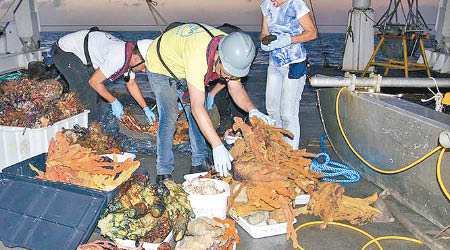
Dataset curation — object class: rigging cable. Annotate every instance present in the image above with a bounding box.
[144,0,167,34]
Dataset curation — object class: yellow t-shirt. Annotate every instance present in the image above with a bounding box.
[146,23,226,92]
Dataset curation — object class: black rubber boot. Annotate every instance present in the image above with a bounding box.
[156,174,173,184]
[189,160,211,174]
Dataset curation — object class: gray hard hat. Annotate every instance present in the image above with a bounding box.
[218,32,256,77]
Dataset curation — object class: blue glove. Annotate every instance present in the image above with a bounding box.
[249,109,275,125]
[110,98,124,119]
[268,33,291,50]
[260,42,271,52]
[205,93,215,111]
[213,144,233,177]
[143,106,156,125]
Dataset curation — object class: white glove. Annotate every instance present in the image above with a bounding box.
[212,144,233,177]
[260,42,271,52]
[249,109,275,125]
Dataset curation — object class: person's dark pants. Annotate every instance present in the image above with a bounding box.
[52,43,100,121]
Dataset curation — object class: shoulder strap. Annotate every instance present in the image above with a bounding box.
[156,34,179,82]
[156,23,216,83]
[193,22,214,38]
[156,23,214,79]
[83,27,100,68]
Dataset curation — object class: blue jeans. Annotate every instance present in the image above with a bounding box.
[147,72,208,175]
[265,63,306,150]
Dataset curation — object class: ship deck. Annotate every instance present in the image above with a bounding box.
[2,64,448,249]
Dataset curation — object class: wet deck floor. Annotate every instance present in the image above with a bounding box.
[1,64,446,249]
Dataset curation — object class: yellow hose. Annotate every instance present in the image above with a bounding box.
[294,221,383,250]
[335,87,443,174]
[294,221,422,250]
[437,148,450,201]
[360,236,423,250]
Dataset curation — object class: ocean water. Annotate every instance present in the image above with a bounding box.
[40,31,346,67]
[41,30,433,68]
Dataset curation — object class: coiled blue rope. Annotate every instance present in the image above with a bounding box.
[309,134,361,183]
[0,72,22,82]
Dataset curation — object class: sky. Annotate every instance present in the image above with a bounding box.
[0,0,441,32]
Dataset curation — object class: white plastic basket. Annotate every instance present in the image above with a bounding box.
[183,178,230,220]
[295,194,310,205]
[233,194,307,238]
[235,216,297,239]
[114,231,173,250]
[0,110,89,171]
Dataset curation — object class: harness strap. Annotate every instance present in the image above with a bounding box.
[83,27,100,68]
[195,22,214,38]
[156,23,216,116]
[156,22,215,84]
[156,35,178,83]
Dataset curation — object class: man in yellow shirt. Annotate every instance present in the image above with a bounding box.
[145,23,273,183]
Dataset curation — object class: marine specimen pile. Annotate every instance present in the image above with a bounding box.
[228,117,320,247]
[0,78,85,128]
[98,175,194,244]
[119,109,188,145]
[62,122,121,154]
[296,182,382,228]
[30,132,139,191]
[227,117,382,247]
[176,217,239,250]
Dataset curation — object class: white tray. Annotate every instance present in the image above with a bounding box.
[236,216,297,239]
[114,231,173,250]
[234,194,308,239]
[0,110,89,171]
[295,194,310,205]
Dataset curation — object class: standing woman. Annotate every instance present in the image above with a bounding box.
[260,0,317,149]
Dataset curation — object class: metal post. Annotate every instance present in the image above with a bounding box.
[402,35,409,77]
[419,36,431,77]
[362,36,385,77]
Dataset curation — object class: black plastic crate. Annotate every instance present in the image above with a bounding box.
[0,173,107,250]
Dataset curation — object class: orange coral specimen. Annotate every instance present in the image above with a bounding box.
[228,117,382,248]
[228,117,321,248]
[120,109,188,145]
[213,218,240,250]
[296,182,382,229]
[30,132,139,191]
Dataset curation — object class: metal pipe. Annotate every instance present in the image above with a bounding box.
[310,74,450,88]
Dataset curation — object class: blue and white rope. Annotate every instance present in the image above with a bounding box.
[0,72,22,82]
[309,135,361,183]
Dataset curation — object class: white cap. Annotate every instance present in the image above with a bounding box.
[137,39,153,60]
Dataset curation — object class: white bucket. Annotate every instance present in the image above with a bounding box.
[183,172,208,182]
[183,179,230,220]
